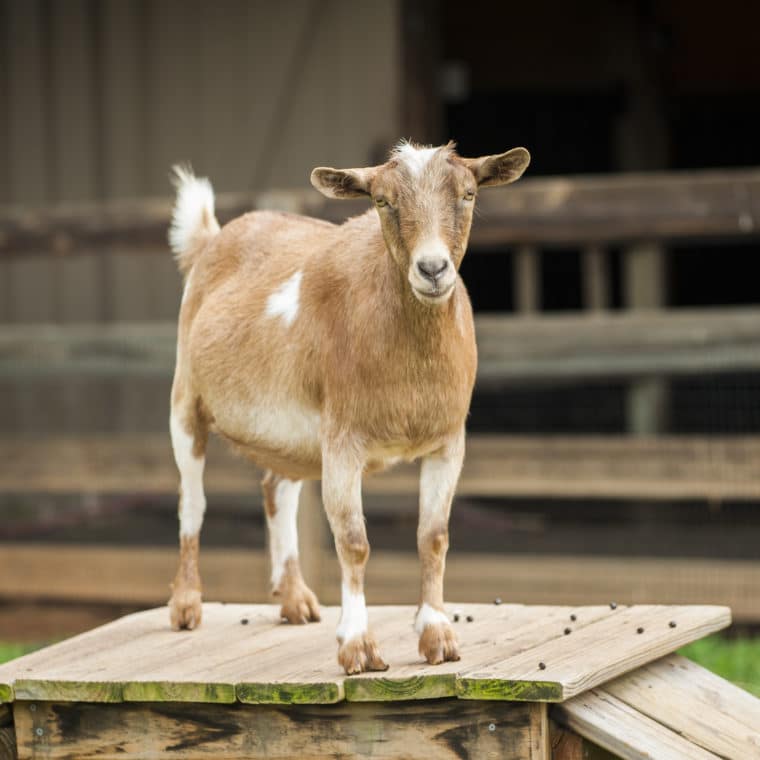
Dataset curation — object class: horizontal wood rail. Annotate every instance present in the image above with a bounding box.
[3,307,760,382]
[2,167,760,255]
[1,544,758,623]
[2,433,760,502]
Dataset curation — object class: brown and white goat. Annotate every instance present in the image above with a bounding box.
[167,141,530,674]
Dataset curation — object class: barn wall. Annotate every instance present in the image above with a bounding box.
[0,0,401,433]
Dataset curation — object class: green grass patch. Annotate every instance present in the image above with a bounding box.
[680,634,760,697]
[0,642,43,665]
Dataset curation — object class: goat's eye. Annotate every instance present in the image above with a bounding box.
[374,197,388,208]
[463,189,475,201]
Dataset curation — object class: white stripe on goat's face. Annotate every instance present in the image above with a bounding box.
[373,143,477,306]
[266,270,303,326]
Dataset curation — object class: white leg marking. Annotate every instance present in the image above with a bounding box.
[170,410,206,537]
[336,583,368,643]
[266,479,302,588]
[265,270,303,327]
[419,441,463,529]
[414,603,450,635]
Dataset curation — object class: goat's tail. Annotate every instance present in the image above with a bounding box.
[168,164,220,277]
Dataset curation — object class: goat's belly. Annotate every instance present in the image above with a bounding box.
[211,400,323,480]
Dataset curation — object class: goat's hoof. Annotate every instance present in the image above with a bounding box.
[279,583,321,625]
[169,587,203,631]
[419,622,460,665]
[338,633,389,675]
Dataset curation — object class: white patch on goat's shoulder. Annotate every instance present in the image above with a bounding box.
[414,603,451,635]
[336,584,368,643]
[266,479,302,589]
[170,410,206,537]
[395,142,439,176]
[265,270,303,327]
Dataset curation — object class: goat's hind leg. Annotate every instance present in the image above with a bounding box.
[262,471,320,624]
[168,399,208,630]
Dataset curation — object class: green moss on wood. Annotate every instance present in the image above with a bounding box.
[344,674,455,702]
[456,677,563,702]
[0,685,12,704]
[237,681,343,705]
[123,681,236,703]
[13,679,124,702]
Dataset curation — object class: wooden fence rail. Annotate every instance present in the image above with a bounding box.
[2,167,760,256]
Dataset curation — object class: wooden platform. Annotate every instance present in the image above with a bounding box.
[1,602,750,759]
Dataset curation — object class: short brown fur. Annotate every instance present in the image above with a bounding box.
[167,141,530,673]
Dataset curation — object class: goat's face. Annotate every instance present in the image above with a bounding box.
[311,142,530,306]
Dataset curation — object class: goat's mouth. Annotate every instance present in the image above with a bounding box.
[411,281,456,305]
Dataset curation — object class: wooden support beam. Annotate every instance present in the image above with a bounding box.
[514,245,541,314]
[12,698,549,760]
[582,245,609,312]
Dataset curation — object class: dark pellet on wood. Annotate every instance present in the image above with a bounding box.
[539,662,546,670]
[669,621,677,628]
[240,618,249,625]
[564,627,571,635]
[637,627,644,634]
[494,598,502,605]
[570,614,577,622]
[466,615,474,622]
[453,614,460,622]
[609,602,618,610]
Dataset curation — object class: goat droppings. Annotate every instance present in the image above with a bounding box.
[609,602,618,610]
[570,614,577,622]
[669,621,677,628]
[466,615,474,623]
[493,598,502,605]
[539,662,546,670]
[240,618,249,625]
[637,627,645,634]
[564,627,571,635]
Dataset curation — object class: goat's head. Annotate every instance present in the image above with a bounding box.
[311,141,530,306]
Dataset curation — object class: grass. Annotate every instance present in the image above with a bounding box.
[1,636,759,697]
[679,634,760,697]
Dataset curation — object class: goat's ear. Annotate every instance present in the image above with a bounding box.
[463,147,530,188]
[310,166,376,199]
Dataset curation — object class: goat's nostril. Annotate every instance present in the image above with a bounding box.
[417,258,449,281]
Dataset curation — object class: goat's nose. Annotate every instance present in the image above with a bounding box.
[417,258,449,282]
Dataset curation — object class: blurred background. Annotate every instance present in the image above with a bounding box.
[1,0,760,678]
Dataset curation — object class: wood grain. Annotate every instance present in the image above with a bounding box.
[552,689,720,760]
[0,604,730,707]
[13,699,549,760]
[457,605,731,702]
[602,654,760,759]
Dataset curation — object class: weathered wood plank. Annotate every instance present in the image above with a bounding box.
[552,689,721,760]
[7,307,760,381]
[0,604,730,709]
[457,605,731,702]
[5,431,760,502]
[603,654,760,759]
[12,699,549,760]
[0,724,16,760]
[3,167,760,255]
[2,545,759,624]
[345,605,616,702]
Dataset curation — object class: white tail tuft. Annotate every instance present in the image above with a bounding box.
[169,164,219,275]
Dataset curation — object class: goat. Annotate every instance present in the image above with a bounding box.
[167,141,530,674]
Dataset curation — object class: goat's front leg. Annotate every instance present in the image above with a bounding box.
[415,429,464,664]
[322,444,388,675]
